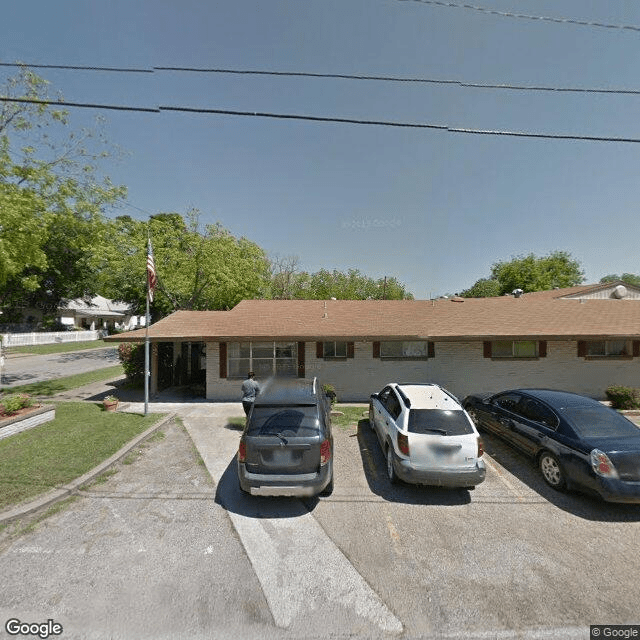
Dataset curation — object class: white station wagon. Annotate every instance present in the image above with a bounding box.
[369,383,486,489]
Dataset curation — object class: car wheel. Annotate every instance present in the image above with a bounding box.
[539,451,566,490]
[386,446,399,484]
[320,475,334,497]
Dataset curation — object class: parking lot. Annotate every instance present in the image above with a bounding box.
[1,403,639,639]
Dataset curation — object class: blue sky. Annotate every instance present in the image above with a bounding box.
[2,0,640,298]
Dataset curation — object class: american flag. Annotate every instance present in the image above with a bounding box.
[147,239,157,302]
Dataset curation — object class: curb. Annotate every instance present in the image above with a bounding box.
[0,411,176,525]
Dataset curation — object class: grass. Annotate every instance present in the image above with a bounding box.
[7,339,121,356]
[331,404,369,429]
[0,401,164,511]
[0,364,124,396]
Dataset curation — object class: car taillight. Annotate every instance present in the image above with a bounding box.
[397,433,410,456]
[590,449,619,479]
[238,439,246,463]
[320,439,331,465]
[477,438,484,457]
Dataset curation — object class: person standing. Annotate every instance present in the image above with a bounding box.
[241,371,260,418]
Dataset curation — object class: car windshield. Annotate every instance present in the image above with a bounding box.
[559,405,640,439]
[247,405,320,436]
[408,409,474,435]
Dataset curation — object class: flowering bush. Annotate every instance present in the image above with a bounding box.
[118,342,145,384]
[0,393,34,417]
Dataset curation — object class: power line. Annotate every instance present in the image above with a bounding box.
[2,95,640,144]
[397,0,640,32]
[0,62,152,74]
[0,95,159,113]
[2,61,640,96]
[155,67,640,96]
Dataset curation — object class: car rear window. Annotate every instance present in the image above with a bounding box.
[247,406,321,436]
[408,409,474,435]
[560,406,640,439]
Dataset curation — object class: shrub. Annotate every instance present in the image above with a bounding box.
[118,342,145,384]
[605,385,640,410]
[0,393,34,417]
[323,383,337,405]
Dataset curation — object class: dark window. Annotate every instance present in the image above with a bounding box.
[323,341,347,358]
[560,405,640,439]
[247,406,320,436]
[491,340,538,358]
[384,391,402,420]
[585,340,631,357]
[380,341,428,358]
[493,393,523,413]
[518,398,559,429]
[408,410,474,435]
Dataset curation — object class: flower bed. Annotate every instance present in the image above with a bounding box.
[0,405,56,440]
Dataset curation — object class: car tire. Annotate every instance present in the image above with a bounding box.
[368,406,375,431]
[386,445,400,485]
[539,451,566,491]
[320,475,334,497]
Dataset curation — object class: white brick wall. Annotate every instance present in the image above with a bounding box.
[205,340,640,402]
[0,408,55,441]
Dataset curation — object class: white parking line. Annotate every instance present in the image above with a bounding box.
[182,409,403,634]
[483,455,526,502]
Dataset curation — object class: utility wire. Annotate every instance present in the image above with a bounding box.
[155,67,640,96]
[397,0,640,32]
[2,61,640,96]
[2,95,640,144]
[0,62,153,73]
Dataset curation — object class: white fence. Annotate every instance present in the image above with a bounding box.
[1,330,104,348]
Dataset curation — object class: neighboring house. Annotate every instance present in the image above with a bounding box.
[108,281,640,401]
[58,296,143,332]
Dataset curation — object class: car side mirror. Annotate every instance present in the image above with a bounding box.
[370,393,379,400]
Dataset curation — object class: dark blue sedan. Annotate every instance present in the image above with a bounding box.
[462,389,640,503]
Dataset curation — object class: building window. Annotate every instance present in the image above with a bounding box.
[492,340,537,358]
[380,341,428,358]
[584,340,631,357]
[323,341,348,358]
[485,340,545,359]
[227,341,297,378]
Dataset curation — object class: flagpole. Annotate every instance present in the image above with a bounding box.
[144,287,150,416]
[144,234,156,417]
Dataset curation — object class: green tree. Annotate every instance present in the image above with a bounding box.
[0,66,125,321]
[97,210,270,317]
[462,251,584,297]
[460,277,501,298]
[600,273,640,287]
[267,258,413,300]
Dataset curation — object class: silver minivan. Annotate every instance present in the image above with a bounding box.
[237,378,334,497]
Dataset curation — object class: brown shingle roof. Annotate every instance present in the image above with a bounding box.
[109,296,640,342]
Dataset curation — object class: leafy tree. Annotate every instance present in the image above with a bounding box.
[600,273,640,287]
[460,278,501,298]
[267,258,413,300]
[97,210,270,317]
[0,66,125,321]
[462,251,584,297]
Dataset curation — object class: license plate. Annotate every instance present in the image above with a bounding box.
[272,450,290,464]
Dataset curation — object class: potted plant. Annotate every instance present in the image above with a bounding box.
[103,395,119,412]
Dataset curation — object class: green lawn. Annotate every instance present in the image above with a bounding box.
[331,405,369,429]
[1,365,125,396]
[7,339,121,356]
[0,401,165,511]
